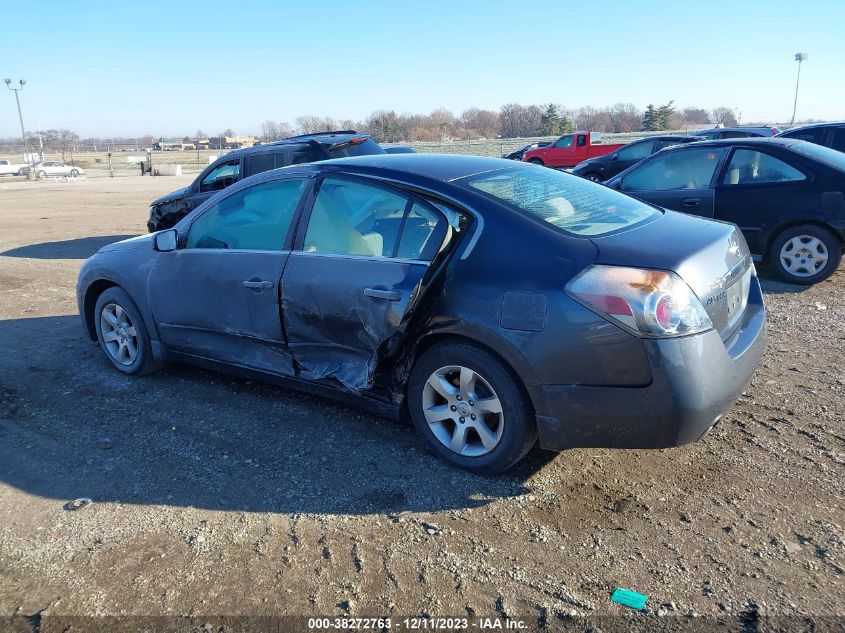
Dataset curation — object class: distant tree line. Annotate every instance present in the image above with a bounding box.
[256,102,742,143]
[0,103,748,154]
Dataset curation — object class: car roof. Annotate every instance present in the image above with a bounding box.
[317,153,518,182]
[216,131,370,159]
[780,121,845,133]
[664,137,800,150]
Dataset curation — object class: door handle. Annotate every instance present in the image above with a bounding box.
[682,198,701,207]
[242,280,274,289]
[363,288,401,301]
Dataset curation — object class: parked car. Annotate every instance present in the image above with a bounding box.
[24,161,85,178]
[502,141,551,161]
[571,135,700,182]
[605,138,845,284]
[778,122,845,153]
[146,131,385,232]
[79,154,765,474]
[692,126,781,140]
[522,132,624,168]
[383,146,417,154]
[0,159,27,176]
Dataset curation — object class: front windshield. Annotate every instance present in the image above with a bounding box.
[460,165,660,237]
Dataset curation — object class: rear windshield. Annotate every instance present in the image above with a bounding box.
[790,140,845,172]
[461,166,660,237]
[327,138,386,158]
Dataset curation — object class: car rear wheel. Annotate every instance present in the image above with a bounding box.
[408,341,537,474]
[528,158,544,166]
[94,287,161,375]
[37,170,46,179]
[770,224,841,285]
[70,169,79,177]
[584,173,602,182]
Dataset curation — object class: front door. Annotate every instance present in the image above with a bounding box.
[281,176,449,391]
[618,146,726,218]
[148,177,310,374]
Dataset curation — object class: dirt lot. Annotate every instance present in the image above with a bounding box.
[0,175,843,632]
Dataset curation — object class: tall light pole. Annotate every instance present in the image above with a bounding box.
[4,79,32,164]
[791,53,808,127]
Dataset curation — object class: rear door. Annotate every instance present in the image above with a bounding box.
[714,147,810,254]
[618,146,726,217]
[281,176,449,391]
[148,176,311,374]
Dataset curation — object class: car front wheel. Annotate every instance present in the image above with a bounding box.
[94,287,161,375]
[583,173,602,182]
[37,170,46,179]
[770,224,841,285]
[70,169,80,177]
[408,341,537,474]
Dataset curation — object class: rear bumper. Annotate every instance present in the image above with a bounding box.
[532,276,766,450]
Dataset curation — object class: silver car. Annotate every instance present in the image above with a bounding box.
[30,161,85,178]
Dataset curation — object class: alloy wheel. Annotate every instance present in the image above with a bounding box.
[100,302,139,366]
[779,235,828,278]
[421,365,504,457]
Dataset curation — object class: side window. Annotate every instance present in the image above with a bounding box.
[273,151,290,168]
[722,149,806,185]
[832,129,845,152]
[553,135,573,149]
[622,148,724,192]
[187,178,307,250]
[243,153,275,177]
[199,160,240,193]
[397,203,448,260]
[304,179,408,257]
[720,131,748,139]
[617,140,655,161]
[576,134,587,147]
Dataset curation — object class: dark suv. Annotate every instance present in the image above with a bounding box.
[146,131,385,231]
[778,122,845,152]
[692,126,782,140]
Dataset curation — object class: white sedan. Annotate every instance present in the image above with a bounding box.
[30,161,85,178]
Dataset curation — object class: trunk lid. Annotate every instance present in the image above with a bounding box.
[590,210,753,339]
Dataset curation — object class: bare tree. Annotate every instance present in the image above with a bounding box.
[294,116,338,135]
[608,103,641,133]
[499,103,543,138]
[260,120,293,142]
[459,108,501,139]
[220,128,235,137]
[681,108,709,124]
[710,107,738,127]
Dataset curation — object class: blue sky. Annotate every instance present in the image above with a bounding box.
[1,0,842,137]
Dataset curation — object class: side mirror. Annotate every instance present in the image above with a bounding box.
[610,179,622,191]
[609,154,618,161]
[153,229,178,252]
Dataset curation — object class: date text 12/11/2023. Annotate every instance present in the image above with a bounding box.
[307,617,528,630]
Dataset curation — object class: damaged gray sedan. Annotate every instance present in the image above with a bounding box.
[77,154,766,474]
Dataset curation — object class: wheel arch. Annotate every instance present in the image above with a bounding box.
[82,279,118,340]
[763,219,845,260]
[399,329,541,415]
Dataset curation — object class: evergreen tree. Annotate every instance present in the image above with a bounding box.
[540,104,563,136]
[641,104,658,131]
[656,100,676,130]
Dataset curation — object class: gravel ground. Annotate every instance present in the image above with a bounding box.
[0,175,843,632]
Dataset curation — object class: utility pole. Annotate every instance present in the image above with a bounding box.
[791,53,808,127]
[4,79,31,165]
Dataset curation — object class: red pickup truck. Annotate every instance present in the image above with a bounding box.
[522,131,625,168]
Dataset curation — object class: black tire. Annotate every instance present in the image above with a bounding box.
[584,172,602,183]
[769,224,842,285]
[37,170,46,179]
[70,169,79,177]
[93,287,161,375]
[528,158,544,166]
[408,341,537,475]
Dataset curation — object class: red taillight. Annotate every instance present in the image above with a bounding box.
[567,266,713,337]
[351,136,367,145]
